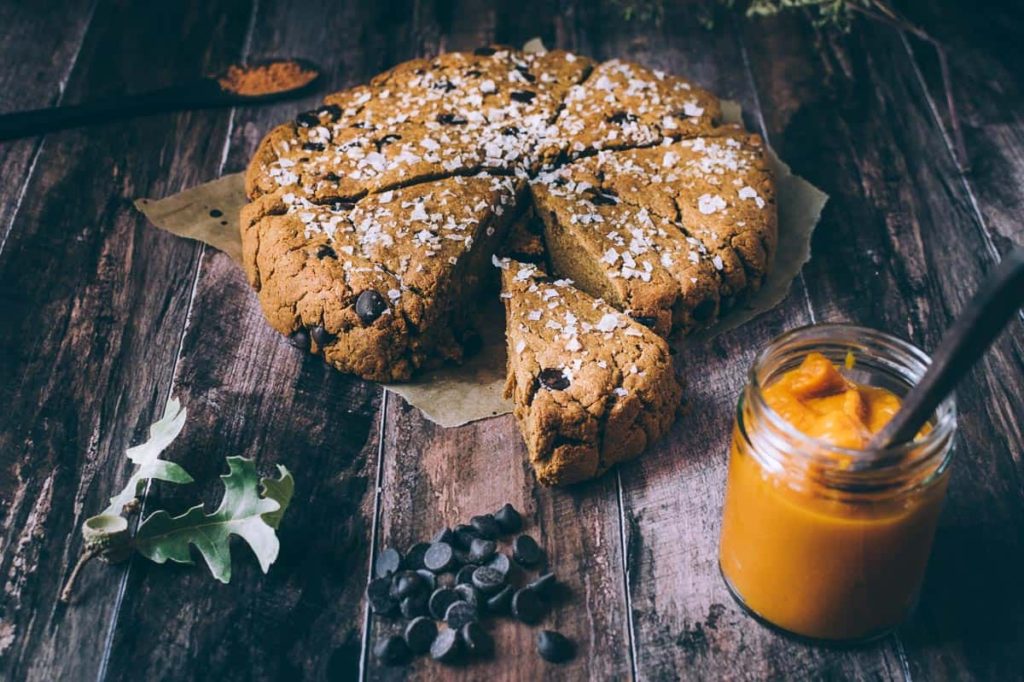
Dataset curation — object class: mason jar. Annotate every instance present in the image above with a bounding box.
[718,324,957,641]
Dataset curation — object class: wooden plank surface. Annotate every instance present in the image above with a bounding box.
[0,1,1021,681]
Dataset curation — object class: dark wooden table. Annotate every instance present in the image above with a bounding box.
[1,1,1022,680]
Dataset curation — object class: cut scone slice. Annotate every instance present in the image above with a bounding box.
[240,173,522,382]
[539,59,721,164]
[499,259,683,486]
[531,164,725,337]
[574,127,778,295]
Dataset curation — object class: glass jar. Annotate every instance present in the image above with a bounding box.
[718,324,957,641]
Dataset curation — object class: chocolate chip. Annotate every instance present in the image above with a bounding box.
[473,46,497,56]
[392,570,427,600]
[375,548,402,578]
[452,523,480,550]
[404,616,437,655]
[494,503,522,534]
[436,112,468,125]
[316,104,342,121]
[424,542,456,573]
[445,601,478,629]
[633,315,658,328]
[538,368,569,391]
[512,535,544,567]
[315,244,337,259]
[367,577,398,616]
[355,290,388,325]
[607,110,638,124]
[416,569,437,591]
[302,141,325,151]
[515,65,537,82]
[470,514,501,540]
[432,527,454,545]
[692,298,716,322]
[374,133,402,152]
[468,538,497,564]
[472,566,506,595]
[510,90,536,103]
[466,68,483,77]
[430,628,462,664]
[591,191,620,207]
[500,125,520,136]
[537,630,575,663]
[486,552,511,577]
[527,572,557,599]
[311,325,334,348]
[288,329,310,351]
[460,622,495,658]
[432,79,457,92]
[373,634,411,665]
[405,541,430,570]
[454,583,481,610]
[428,587,461,620]
[329,200,355,212]
[512,587,545,624]
[485,584,513,615]
[455,565,476,585]
[400,593,428,619]
[208,209,223,218]
[324,172,340,182]
[295,110,320,127]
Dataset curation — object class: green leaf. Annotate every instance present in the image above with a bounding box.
[133,457,285,583]
[259,465,294,530]
[103,397,193,517]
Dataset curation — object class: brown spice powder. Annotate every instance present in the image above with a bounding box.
[218,61,317,96]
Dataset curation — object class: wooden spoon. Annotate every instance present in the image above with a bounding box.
[0,58,321,141]
[870,246,1024,449]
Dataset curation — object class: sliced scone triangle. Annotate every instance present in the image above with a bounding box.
[499,258,683,485]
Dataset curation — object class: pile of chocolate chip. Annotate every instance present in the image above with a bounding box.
[367,503,576,667]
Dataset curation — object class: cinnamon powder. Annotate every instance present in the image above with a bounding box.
[218,61,317,96]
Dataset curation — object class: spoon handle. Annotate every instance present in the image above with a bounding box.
[870,246,1024,449]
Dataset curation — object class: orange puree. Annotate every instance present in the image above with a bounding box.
[719,352,948,640]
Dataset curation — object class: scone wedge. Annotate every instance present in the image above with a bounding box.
[499,258,683,485]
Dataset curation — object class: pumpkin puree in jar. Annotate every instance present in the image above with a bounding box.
[719,352,947,640]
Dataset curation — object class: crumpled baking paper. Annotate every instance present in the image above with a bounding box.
[136,101,827,427]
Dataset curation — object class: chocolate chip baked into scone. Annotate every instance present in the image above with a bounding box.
[499,258,683,486]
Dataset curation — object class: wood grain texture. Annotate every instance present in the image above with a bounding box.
[742,11,1024,680]
[0,1,251,680]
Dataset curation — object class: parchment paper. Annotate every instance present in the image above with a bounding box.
[135,103,827,427]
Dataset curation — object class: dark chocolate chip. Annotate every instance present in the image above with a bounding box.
[512,587,545,624]
[537,630,575,663]
[455,565,476,585]
[527,572,557,599]
[472,566,506,595]
[633,315,658,328]
[515,65,537,82]
[316,104,342,121]
[311,325,334,348]
[452,523,480,549]
[432,79,457,92]
[315,244,337,259]
[404,616,437,655]
[302,141,326,152]
[512,535,544,567]
[500,125,520,136]
[424,542,456,573]
[405,542,430,570]
[466,68,483,77]
[453,583,481,610]
[373,634,411,665]
[486,584,513,615]
[460,622,495,658]
[295,110,320,127]
[428,587,461,620]
[288,329,310,351]
[494,503,522,534]
[355,290,388,325]
[590,191,619,207]
[329,200,355,212]
[375,548,402,578]
[470,514,501,540]
[432,527,454,545]
[367,577,398,616]
[445,600,478,629]
[400,593,429,619]
[392,570,427,600]
[324,171,340,182]
[692,298,716,322]
[436,112,468,125]
[486,552,511,577]
[209,209,223,218]
[510,90,536,103]
[430,628,462,664]
[607,110,638,124]
[374,133,402,152]
[538,368,569,391]
[473,46,497,56]
[468,538,497,564]
[416,569,437,591]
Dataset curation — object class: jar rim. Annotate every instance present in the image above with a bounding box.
[746,323,957,470]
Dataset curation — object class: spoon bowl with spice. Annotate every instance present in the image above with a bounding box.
[0,58,321,141]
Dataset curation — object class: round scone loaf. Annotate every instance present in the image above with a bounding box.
[242,45,776,383]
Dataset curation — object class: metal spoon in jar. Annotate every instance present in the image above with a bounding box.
[870,246,1024,449]
[0,58,321,141]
